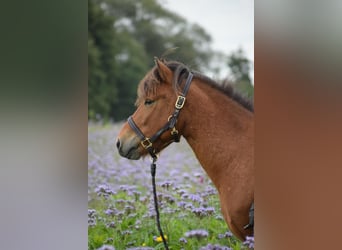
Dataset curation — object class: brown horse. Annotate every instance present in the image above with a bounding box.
[116,58,254,241]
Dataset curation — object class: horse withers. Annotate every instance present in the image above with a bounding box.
[116,58,254,241]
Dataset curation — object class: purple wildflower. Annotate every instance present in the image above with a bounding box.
[177,189,188,196]
[139,195,148,203]
[225,231,233,237]
[184,229,209,239]
[191,207,207,217]
[124,205,135,214]
[105,208,116,216]
[88,209,97,217]
[119,184,138,196]
[126,248,154,250]
[106,222,115,228]
[199,243,232,250]
[88,209,97,227]
[115,199,126,205]
[243,236,255,249]
[160,180,173,189]
[115,211,124,219]
[121,230,133,235]
[179,237,188,244]
[187,193,203,203]
[218,231,233,239]
[105,238,113,243]
[191,207,215,217]
[159,194,175,204]
[95,184,115,198]
[97,245,115,250]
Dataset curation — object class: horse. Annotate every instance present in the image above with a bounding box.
[116,58,254,241]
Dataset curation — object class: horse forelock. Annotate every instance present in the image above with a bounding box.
[135,61,189,106]
[135,67,160,106]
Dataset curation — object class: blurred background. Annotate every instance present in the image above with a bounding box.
[88,0,254,122]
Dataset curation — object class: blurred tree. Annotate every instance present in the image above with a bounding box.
[89,0,224,121]
[100,0,214,69]
[88,0,118,121]
[227,48,254,99]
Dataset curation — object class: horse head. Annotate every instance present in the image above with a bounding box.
[116,59,191,160]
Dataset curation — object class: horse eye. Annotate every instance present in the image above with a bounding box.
[144,99,155,106]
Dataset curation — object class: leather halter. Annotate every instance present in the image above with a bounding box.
[128,72,193,159]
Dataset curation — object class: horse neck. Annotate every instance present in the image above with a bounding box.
[180,79,254,186]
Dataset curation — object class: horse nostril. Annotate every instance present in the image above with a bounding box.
[116,138,121,149]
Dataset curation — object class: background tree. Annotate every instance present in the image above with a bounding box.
[88,0,253,121]
[227,48,254,99]
[88,0,119,120]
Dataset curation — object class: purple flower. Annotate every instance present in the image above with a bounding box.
[187,193,203,203]
[191,207,215,217]
[179,237,188,244]
[124,205,135,214]
[105,238,113,243]
[159,194,175,204]
[105,208,116,216]
[106,222,115,228]
[88,218,96,227]
[177,201,194,210]
[121,230,132,235]
[97,245,115,250]
[126,248,154,250]
[160,180,173,189]
[95,184,115,198]
[200,244,232,250]
[88,209,97,218]
[218,231,233,239]
[225,231,233,237]
[88,209,97,227]
[243,236,255,249]
[184,229,209,239]
[115,199,126,204]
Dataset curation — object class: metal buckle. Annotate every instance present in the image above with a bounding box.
[141,138,152,149]
[171,127,178,136]
[175,95,186,109]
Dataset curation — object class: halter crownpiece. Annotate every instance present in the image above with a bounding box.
[128,71,193,159]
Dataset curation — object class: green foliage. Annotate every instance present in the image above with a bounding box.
[88,0,217,121]
[88,0,253,121]
[88,0,119,121]
[227,48,251,83]
[227,48,254,99]
[88,190,244,250]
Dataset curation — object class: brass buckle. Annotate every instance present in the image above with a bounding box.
[141,138,152,149]
[175,95,186,109]
[171,127,178,135]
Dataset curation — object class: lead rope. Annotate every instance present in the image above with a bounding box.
[150,157,169,250]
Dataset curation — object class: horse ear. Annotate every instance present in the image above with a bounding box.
[154,57,173,84]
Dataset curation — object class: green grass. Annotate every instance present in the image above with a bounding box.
[88,124,248,250]
[88,191,244,250]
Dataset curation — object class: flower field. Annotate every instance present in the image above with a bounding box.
[88,123,253,250]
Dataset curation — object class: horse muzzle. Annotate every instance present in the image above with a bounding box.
[116,136,141,160]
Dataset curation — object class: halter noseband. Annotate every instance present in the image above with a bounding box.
[128,72,193,159]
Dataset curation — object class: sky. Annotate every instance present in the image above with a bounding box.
[161,0,254,81]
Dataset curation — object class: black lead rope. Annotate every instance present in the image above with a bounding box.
[150,157,169,250]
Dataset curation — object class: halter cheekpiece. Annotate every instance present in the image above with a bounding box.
[128,71,193,159]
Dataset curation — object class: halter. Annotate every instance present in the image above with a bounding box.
[127,72,193,159]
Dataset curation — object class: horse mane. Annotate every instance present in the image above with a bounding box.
[137,60,254,113]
